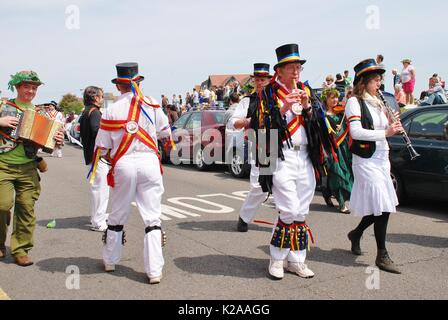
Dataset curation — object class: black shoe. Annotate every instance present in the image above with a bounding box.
[237,217,248,232]
[376,249,401,274]
[324,196,335,208]
[347,230,362,255]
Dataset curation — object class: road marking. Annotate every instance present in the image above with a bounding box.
[197,193,245,201]
[0,288,11,300]
[167,197,234,213]
[162,204,201,217]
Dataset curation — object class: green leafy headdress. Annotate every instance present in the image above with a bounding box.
[8,70,43,92]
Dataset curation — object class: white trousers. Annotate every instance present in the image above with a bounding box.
[102,152,165,278]
[239,165,268,223]
[88,160,110,229]
[270,148,316,262]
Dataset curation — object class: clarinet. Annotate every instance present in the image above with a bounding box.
[377,90,420,160]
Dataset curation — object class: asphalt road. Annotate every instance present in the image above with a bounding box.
[0,144,447,300]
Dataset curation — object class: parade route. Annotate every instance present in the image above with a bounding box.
[0,145,447,300]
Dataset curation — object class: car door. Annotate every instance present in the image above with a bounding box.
[171,113,191,161]
[394,107,448,199]
[183,112,202,162]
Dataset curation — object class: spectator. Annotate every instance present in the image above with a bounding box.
[394,84,406,107]
[323,74,335,89]
[420,76,447,106]
[400,58,416,104]
[202,87,211,103]
[392,69,401,89]
[343,70,352,88]
[192,88,200,109]
[433,73,445,89]
[334,73,346,100]
[376,54,385,91]
[216,86,224,108]
[161,94,169,115]
[167,104,179,125]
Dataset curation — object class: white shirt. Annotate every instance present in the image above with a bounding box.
[401,65,415,83]
[276,79,308,146]
[345,96,389,162]
[228,96,250,130]
[95,92,170,158]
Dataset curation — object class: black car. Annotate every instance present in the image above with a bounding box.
[388,104,448,202]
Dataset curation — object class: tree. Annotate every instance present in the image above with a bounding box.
[59,93,83,114]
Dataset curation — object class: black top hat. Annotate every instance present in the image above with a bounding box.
[353,59,385,85]
[251,63,272,78]
[111,62,145,84]
[274,43,307,70]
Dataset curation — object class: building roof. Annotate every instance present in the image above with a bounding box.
[207,74,251,88]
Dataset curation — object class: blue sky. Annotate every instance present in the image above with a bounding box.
[0,0,446,105]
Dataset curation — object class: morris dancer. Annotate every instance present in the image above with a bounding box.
[94,63,171,284]
[252,44,336,280]
[229,63,272,232]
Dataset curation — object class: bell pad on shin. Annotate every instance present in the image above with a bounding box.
[145,225,167,247]
[270,221,312,251]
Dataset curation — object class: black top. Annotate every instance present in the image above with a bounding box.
[79,106,102,165]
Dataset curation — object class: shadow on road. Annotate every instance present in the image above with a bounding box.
[37,216,91,231]
[36,257,148,284]
[176,220,272,233]
[256,245,370,268]
[397,199,448,222]
[173,254,267,279]
[387,233,448,248]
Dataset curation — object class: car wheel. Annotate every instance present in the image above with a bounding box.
[229,150,248,178]
[390,169,406,204]
[194,147,209,171]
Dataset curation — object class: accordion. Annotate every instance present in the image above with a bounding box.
[1,108,63,152]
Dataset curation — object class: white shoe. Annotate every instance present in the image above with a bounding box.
[90,225,107,232]
[104,264,115,272]
[149,275,162,284]
[287,262,315,278]
[268,259,284,279]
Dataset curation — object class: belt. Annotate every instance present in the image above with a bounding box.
[293,144,307,151]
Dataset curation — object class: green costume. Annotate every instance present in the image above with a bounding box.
[0,71,43,258]
[325,111,353,209]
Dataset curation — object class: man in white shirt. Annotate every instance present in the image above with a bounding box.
[95,63,170,284]
[228,63,271,232]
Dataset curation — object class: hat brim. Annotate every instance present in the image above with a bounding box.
[250,73,273,78]
[20,80,43,86]
[111,75,145,84]
[274,59,306,71]
[353,68,385,85]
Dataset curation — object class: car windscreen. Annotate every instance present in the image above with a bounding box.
[212,112,225,125]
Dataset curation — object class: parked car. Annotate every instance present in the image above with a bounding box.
[165,110,226,170]
[388,104,448,202]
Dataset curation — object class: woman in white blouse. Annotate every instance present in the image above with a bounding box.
[345,59,403,274]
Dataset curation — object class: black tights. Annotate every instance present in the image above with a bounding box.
[353,213,390,250]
